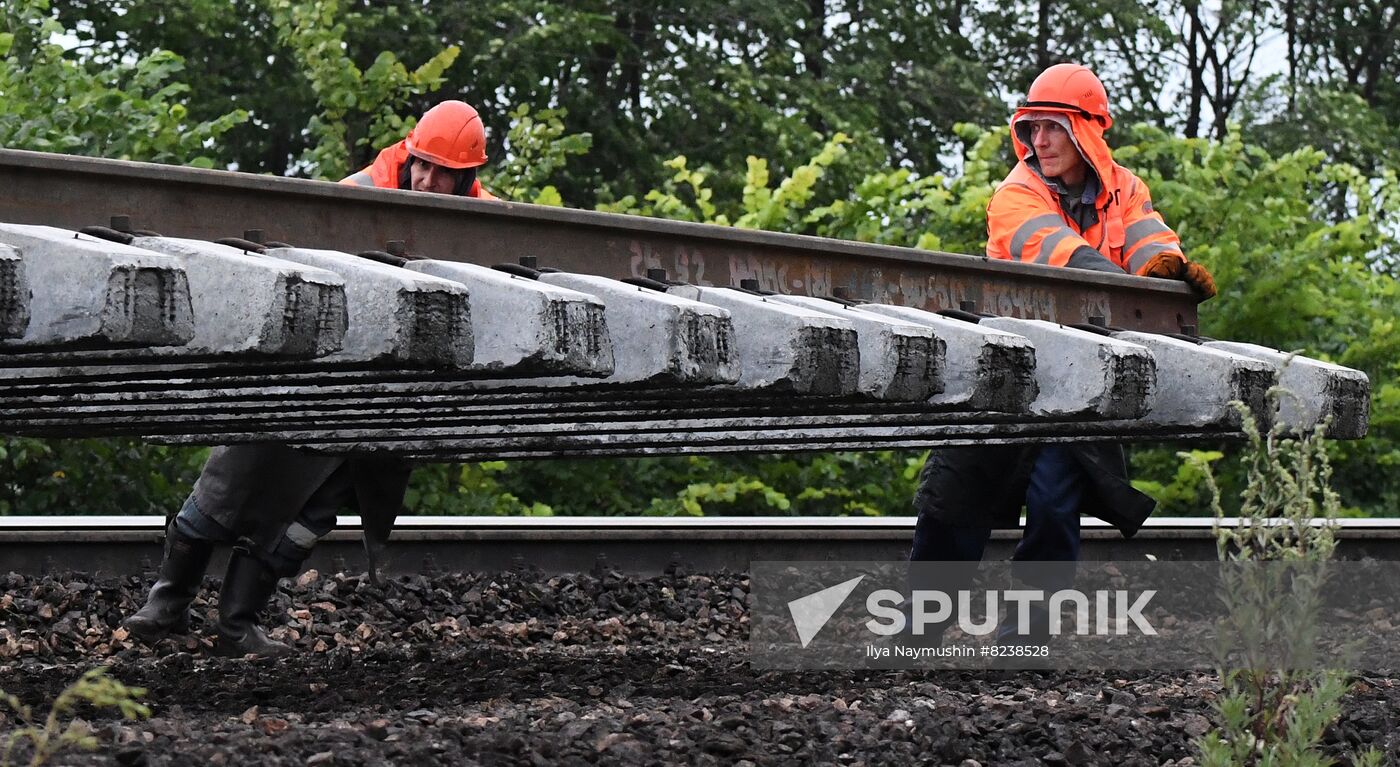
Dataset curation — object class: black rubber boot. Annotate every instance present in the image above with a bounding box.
[897,561,982,653]
[215,549,293,657]
[996,605,1052,644]
[122,528,215,642]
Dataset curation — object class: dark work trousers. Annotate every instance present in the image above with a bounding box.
[907,445,1088,638]
[910,445,1087,586]
[173,460,356,576]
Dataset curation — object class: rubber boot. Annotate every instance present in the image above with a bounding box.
[897,560,983,653]
[215,549,293,657]
[122,528,215,641]
[996,605,1052,645]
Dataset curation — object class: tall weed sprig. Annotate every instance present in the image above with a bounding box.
[1191,398,1379,767]
[1,667,148,767]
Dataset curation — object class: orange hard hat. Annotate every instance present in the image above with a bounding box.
[405,100,488,169]
[1021,63,1113,129]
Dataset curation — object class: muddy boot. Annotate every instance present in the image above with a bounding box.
[123,528,215,642]
[215,549,293,657]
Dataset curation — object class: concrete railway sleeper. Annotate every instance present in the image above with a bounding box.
[0,199,1371,448]
[0,149,1374,679]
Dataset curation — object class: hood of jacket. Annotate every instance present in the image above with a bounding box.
[1009,107,1117,209]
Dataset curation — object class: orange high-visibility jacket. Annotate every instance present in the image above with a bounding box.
[340,140,499,200]
[986,110,1184,275]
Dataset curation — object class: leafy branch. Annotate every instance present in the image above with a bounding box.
[267,0,459,179]
[1,668,149,767]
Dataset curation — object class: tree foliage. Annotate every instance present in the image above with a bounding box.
[405,452,925,518]
[2,0,1399,517]
[0,0,247,166]
[483,105,593,206]
[266,0,459,180]
[581,121,1400,517]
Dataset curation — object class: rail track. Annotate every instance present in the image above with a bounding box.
[0,148,1197,332]
[0,149,1370,459]
[0,152,1379,581]
[5,515,1400,575]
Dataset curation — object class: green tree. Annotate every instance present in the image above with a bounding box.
[0,0,240,517]
[6,0,1400,519]
[267,0,459,180]
[0,0,247,165]
[1118,124,1400,513]
[49,0,315,174]
[483,104,593,205]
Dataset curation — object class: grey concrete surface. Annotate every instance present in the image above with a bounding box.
[854,304,1037,412]
[1205,341,1370,439]
[0,224,194,349]
[538,274,734,384]
[981,318,1156,419]
[407,261,612,376]
[0,243,27,339]
[1115,332,1277,428]
[266,247,473,368]
[768,295,942,402]
[667,286,859,395]
[132,236,347,357]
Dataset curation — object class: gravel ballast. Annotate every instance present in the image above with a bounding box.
[1,568,1397,766]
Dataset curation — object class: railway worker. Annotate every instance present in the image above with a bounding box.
[341,99,498,199]
[906,63,1216,644]
[124,100,498,656]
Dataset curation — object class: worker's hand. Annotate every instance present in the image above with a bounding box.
[1140,251,1186,280]
[1183,261,1217,298]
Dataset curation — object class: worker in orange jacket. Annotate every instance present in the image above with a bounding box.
[125,100,498,657]
[342,100,498,200]
[909,64,1215,645]
[987,64,1214,292]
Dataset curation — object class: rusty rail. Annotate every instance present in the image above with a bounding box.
[2,148,1199,333]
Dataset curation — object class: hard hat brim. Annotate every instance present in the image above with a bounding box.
[406,145,486,171]
[1016,100,1112,129]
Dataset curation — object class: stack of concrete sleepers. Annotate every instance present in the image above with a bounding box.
[0,223,1370,459]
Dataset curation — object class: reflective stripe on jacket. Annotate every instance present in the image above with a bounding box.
[986,111,1184,275]
[340,140,498,200]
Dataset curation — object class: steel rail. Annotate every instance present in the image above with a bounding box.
[131,420,1237,448]
[1,148,1199,333]
[0,391,1123,424]
[0,404,1113,432]
[5,516,1400,575]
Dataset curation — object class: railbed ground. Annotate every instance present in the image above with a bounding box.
[1,568,1396,766]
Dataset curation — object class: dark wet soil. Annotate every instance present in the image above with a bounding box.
[1,568,1396,766]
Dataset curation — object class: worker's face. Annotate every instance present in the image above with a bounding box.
[1028,119,1087,184]
[409,157,464,195]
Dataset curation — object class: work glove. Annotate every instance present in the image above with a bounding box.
[1140,251,1217,299]
[1182,261,1217,298]
[1139,251,1185,280]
